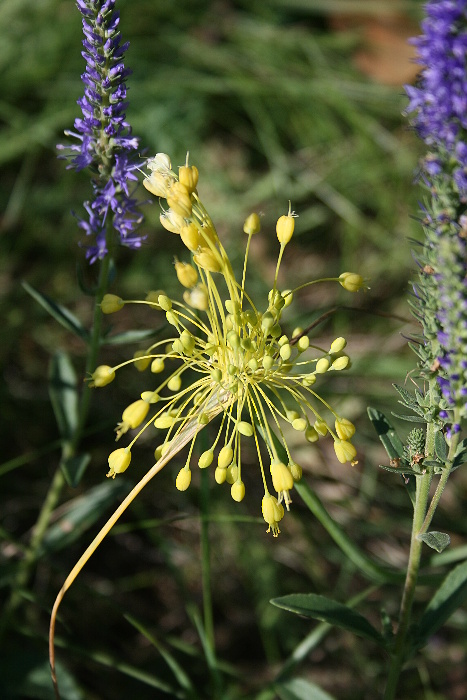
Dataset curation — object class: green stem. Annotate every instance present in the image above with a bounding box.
[0,250,112,640]
[383,383,439,699]
[200,460,215,652]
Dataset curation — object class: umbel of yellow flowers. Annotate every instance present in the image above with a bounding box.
[91,153,364,536]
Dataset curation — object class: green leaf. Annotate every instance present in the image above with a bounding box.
[22,281,89,342]
[367,408,404,459]
[271,593,385,646]
[452,438,467,469]
[38,480,130,556]
[411,559,467,652]
[102,327,165,345]
[48,351,79,441]
[391,412,425,423]
[367,407,416,504]
[417,531,451,553]
[377,464,418,476]
[434,431,448,461]
[61,453,91,488]
[275,678,336,700]
[392,384,420,411]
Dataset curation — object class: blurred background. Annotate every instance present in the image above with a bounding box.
[3,1,466,699]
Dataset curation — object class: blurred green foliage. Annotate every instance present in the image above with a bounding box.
[4,1,466,699]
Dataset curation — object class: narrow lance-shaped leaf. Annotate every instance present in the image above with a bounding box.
[276,678,337,700]
[22,281,89,342]
[411,559,467,653]
[271,593,386,647]
[48,351,79,441]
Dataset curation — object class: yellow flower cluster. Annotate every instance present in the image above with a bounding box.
[92,153,363,536]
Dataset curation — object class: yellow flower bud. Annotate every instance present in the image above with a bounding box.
[158,294,172,311]
[101,293,124,314]
[238,421,253,437]
[231,480,245,502]
[302,373,316,387]
[261,493,284,537]
[243,212,261,235]
[215,466,227,484]
[218,445,233,469]
[314,420,328,436]
[180,223,202,251]
[330,337,347,354]
[289,462,302,481]
[199,450,214,469]
[339,272,364,292]
[334,439,357,464]
[179,164,199,193]
[146,290,164,304]
[154,412,174,429]
[226,463,238,484]
[90,365,115,387]
[141,390,159,404]
[176,467,192,491]
[281,289,293,307]
[167,375,182,392]
[107,448,131,478]
[118,399,150,436]
[305,427,319,443]
[335,417,356,441]
[292,418,307,432]
[151,358,165,373]
[315,357,330,374]
[280,343,292,361]
[276,207,296,245]
[297,336,310,352]
[193,248,221,273]
[160,209,185,234]
[331,355,350,371]
[175,261,198,288]
[270,461,294,495]
[167,181,192,218]
[133,350,151,372]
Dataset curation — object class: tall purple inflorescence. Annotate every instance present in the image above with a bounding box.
[58,0,144,262]
[405,0,467,429]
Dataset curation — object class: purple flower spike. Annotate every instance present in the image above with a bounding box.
[58,0,145,261]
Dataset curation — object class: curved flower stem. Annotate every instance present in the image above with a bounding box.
[199,438,215,652]
[0,250,112,642]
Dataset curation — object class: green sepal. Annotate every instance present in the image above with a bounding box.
[410,560,467,653]
[22,281,89,342]
[417,531,451,553]
[271,593,386,647]
[102,326,165,346]
[61,453,91,488]
[48,351,79,441]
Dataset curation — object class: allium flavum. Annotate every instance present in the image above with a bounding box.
[92,154,362,535]
[57,0,144,262]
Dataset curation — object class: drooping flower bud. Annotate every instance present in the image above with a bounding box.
[334,439,357,464]
[90,365,115,387]
[175,261,198,288]
[101,294,124,314]
[335,417,356,441]
[107,448,131,478]
[339,272,364,292]
[116,399,150,440]
[231,480,245,502]
[261,493,284,536]
[180,223,202,251]
[276,205,296,245]
[179,163,199,193]
[176,467,192,491]
[193,248,221,273]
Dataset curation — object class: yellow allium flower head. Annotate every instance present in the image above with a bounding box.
[93,155,359,535]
